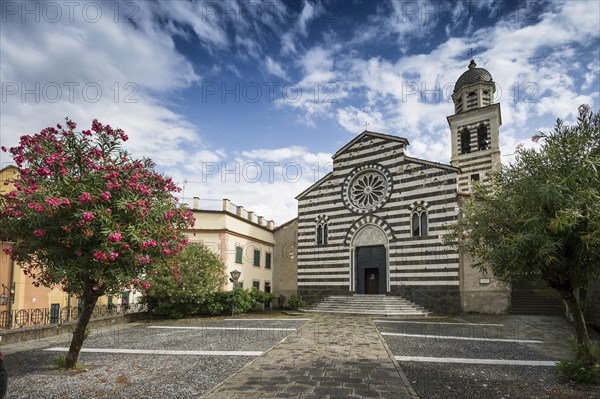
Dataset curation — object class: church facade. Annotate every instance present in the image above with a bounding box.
[292,60,510,313]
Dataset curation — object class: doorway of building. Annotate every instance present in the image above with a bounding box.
[356,245,386,294]
[364,268,379,294]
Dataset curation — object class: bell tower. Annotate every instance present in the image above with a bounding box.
[447,59,502,192]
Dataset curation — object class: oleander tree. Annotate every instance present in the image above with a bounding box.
[448,105,600,364]
[0,118,195,369]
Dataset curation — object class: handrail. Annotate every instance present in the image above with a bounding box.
[396,280,437,301]
[395,280,451,314]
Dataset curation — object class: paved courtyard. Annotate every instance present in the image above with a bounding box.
[1,313,599,398]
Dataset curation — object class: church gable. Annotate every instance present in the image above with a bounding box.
[332,131,408,168]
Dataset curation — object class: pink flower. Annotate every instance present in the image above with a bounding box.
[162,248,171,255]
[141,281,150,289]
[93,251,105,261]
[2,247,13,255]
[81,211,94,221]
[108,252,119,261]
[92,286,99,292]
[107,232,122,242]
[140,239,157,248]
[76,251,82,257]
[78,192,92,204]
[34,205,45,212]
[45,197,61,206]
[99,191,111,201]
[61,198,70,206]
[131,278,139,285]
[33,229,44,237]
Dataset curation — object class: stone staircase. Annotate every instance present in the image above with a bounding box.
[510,280,565,316]
[300,294,431,316]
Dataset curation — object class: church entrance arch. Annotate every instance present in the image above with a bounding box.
[350,224,389,294]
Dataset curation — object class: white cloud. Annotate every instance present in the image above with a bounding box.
[0,2,201,169]
[265,56,288,79]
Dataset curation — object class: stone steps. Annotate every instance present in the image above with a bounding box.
[510,282,565,316]
[301,294,431,316]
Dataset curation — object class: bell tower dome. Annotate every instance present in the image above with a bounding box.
[447,59,502,192]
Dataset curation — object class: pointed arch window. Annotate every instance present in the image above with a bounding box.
[316,216,329,246]
[460,128,471,154]
[477,124,488,150]
[411,207,428,237]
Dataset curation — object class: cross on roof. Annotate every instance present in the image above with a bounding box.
[468,48,476,59]
[363,122,370,130]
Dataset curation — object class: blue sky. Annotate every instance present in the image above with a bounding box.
[1,0,599,223]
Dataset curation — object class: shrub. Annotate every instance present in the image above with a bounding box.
[200,289,260,316]
[251,289,276,307]
[556,337,600,384]
[285,293,305,310]
[142,243,227,318]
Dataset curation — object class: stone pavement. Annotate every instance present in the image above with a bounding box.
[200,314,418,399]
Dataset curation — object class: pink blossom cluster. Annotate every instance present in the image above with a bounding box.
[44,197,61,206]
[81,212,94,221]
[78,192,92,204]
[140,239,157,248]
[99,191,111,201]
[107,232,122,242]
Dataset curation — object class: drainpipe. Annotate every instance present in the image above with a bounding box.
[8,257,14,328]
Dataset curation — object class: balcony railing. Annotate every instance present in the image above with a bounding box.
[0,303,147,330]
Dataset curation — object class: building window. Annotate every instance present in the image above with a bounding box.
[477,124,488,150]
[252,281,260,290]
[471,173,480,182]
[235,246,243,264]
[236,281,244,289]
[253,249,261,267]
[265,253,272,269]
[316,217,328,246]
[411,207,428,237]
[460,128,471,154]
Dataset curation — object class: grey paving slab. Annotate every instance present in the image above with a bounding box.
[201,315,418,399]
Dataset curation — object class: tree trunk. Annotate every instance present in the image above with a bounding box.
[64,293,99,369]
[560,288,590,345]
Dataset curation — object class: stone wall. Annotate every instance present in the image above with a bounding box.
[459,252,510,314]
[273,218,298,304]
[298,288,352,305]
[392,285,461,314]
[0,312,149,345]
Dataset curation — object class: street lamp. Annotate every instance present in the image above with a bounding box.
[229,270,241,316]
[0,284,14,307]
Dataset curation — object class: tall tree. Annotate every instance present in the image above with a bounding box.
[449,105,600,350]
[0,118,194,368]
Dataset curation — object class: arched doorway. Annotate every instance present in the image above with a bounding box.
[351,225,388,294]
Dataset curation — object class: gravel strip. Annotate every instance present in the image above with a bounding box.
[4,317,309,399]
[8,350,254,399]
[400,362,597,399]
[384,336,554,361]
[378,317,600,399]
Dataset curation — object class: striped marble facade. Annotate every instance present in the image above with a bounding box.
[296,131,461,306]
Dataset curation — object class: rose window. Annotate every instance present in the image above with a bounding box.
[349,171,388,210]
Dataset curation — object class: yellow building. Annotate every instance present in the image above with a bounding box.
[183,198,275,293]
